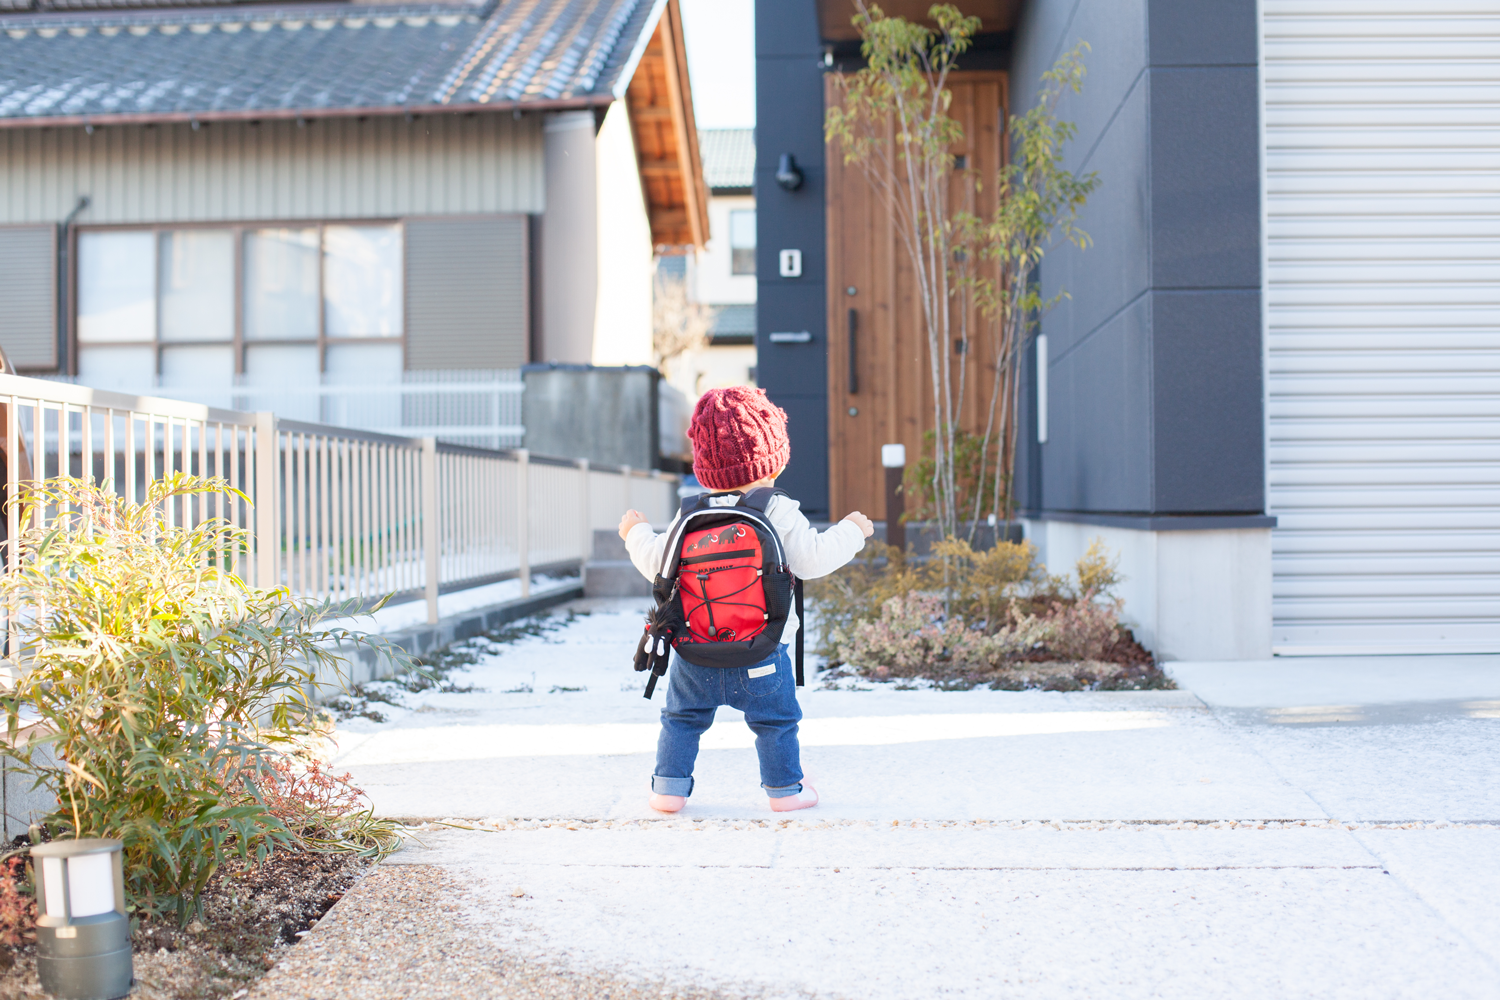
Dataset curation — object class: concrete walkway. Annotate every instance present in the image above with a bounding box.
[253,600,1500,1000]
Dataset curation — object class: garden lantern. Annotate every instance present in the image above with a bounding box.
[881,443,906,553]
[32,839,132,1000]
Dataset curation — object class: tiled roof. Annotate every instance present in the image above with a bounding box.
[0,0,662,124]
[697,127,752,191]
[710,303,754,340]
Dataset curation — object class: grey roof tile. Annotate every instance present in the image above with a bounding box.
[0,0,657,121]
[698,127,753,191]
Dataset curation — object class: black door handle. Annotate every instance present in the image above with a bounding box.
[847,307,858,395]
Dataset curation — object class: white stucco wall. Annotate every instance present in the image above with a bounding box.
[1024,519,1274,663]
[662,342,757,400]
[692,194,757,305]
[590,102,654,367]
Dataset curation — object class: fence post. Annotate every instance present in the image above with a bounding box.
[253,412,278,591]
[577,458,591,585]
[516,448,530,599]
[422,437,439,626]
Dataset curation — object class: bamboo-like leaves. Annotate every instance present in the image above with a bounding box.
[0,474,412,922]
[827,4,1098,540]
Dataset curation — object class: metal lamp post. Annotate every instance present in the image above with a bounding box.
[33,839,133,1000]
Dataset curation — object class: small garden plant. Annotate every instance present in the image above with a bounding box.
[0,474,410,928]
[809,537,1168,691]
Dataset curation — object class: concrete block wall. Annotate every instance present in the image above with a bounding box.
[1025,518,1273,662]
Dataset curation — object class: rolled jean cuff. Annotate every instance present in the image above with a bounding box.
[652,774,694,797]
[763,782,803,799]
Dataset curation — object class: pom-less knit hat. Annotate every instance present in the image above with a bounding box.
[688,386,791,491]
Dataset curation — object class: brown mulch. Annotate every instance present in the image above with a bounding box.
[246,864,783,1000]
[0,848,372,1000]
[830,627,1175,692]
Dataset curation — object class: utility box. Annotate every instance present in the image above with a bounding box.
[522,364,690,470]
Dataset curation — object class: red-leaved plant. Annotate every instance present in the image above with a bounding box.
[0,854,36,968]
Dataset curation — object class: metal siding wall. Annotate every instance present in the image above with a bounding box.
[1263,1,1500,652]
[0,224,56,369]
[405,215,529,369]
[0,114,544,224]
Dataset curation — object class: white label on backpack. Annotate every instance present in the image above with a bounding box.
[747,665,776,679]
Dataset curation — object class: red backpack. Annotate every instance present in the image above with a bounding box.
[633,487,805,698]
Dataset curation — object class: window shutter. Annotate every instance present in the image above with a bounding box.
[404,216,529,370]
[0,226,58,370]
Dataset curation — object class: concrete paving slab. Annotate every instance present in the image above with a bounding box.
[1227,717,1500,821]
[1168,655,1500,708]
[453,859,1496,1000]
[1352,828,1500,969]
[307,602,1500,999]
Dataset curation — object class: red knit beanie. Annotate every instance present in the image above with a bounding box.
[688,386,791,491]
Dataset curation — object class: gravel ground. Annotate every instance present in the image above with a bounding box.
[248,864,784,1000]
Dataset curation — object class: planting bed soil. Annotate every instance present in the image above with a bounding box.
[823,627,1174,692]
[0,846,371,1000]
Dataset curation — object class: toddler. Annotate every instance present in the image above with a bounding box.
[618,386,873,813]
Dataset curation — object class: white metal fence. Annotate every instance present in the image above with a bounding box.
[0,373,677,626]
[48,369,526,450]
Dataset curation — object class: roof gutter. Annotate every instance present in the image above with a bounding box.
[0,93,616,131]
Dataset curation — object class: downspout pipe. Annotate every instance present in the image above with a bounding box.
[58,195,89,374]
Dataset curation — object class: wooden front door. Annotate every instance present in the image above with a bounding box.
[825,72,1008,521]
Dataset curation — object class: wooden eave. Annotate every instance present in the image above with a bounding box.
[624,0,709,252]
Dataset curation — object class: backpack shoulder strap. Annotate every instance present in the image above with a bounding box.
[739,487,785,513]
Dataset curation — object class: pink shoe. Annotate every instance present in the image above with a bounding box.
[769,782,818,812]
[649,793,685,813]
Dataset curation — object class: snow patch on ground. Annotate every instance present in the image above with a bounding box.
[339,603,1500,998]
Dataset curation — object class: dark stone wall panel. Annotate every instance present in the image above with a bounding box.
[1041,76,1151,358]
[1013,0,1149,166]
[1151,290,1264,512]
[1147,0,1258,66]
[756,57,828,170]
[1043,295,1154,512]
[768,392,830,518]
[1149,66,1261,289]
[756,283,828,396]
[756,0,830,516]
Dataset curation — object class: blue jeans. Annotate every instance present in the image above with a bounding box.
[651,644,805,798]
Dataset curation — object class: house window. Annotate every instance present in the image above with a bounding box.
[76,223,404,418]
[729,210,756,275]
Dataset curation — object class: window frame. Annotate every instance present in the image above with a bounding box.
[727,208,756,277]
[68,218,406,378]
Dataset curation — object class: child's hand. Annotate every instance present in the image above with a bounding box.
[618,509,650,541]
[842,511,874,538]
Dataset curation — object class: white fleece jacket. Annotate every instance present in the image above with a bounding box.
[624,493,866,641]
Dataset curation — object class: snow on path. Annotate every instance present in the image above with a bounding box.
[329,601,1500,998]
[332,602,1324,822]
[383,823,1500,1000]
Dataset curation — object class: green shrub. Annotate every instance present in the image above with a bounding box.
[809,533,1131,672]
[0,474,410,923]
[807,535,1046,658]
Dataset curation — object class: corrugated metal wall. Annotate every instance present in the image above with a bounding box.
[406,215,529,369]
[1263,1,1500,653]
[0,113,544,224]
[0,224,56,369]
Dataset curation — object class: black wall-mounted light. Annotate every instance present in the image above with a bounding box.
[775,153,804,191]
